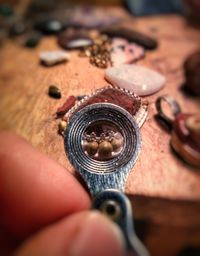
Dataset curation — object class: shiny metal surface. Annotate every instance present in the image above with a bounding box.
[93,189,150,256]
[64,103,141,196]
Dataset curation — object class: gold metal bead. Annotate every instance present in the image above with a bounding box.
[86,141,99,156]
[99,141,113,158]
[59,120,67,134]
[111,138,123,152]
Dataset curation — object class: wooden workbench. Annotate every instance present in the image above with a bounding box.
[0,7,200,256]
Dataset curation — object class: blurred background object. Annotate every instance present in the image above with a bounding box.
[124,0,183,16]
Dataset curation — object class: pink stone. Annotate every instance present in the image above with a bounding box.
[110,38,145,66]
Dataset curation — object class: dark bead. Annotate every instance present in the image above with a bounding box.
[0,4,13,17]
[48,85,61,99]
[184,51,200,96]
[101,28,158,50]
[24,32,42,48]
[34,19,64,35]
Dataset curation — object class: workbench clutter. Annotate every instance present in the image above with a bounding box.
[1,1,200,255]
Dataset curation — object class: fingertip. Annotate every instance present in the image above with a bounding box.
[15,211,126,256]
[69,211,126,256]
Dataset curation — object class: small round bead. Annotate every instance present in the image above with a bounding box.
[98,141,113,158]
[86,141,99,156]
[111,138,123,152]
[59,120,67,134]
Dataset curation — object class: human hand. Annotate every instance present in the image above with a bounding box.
[0,131,125,256]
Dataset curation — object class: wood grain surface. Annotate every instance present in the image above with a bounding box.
[0,8,200,255]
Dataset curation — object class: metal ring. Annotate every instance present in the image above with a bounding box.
[155,95,181,127]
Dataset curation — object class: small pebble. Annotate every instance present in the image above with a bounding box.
[48,85,61,99]
[40,50,70,66]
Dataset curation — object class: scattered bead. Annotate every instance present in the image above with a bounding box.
[58,120,67,134]
[79,34,111,68]
[48,85,61,99]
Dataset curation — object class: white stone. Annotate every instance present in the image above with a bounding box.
[40,50,70,66]
[105,64,166,96]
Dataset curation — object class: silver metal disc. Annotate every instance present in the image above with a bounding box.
[64,103,141,195]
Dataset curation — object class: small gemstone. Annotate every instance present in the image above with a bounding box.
[48,85,61,99]
[105,64,165,96]
[40,50,70,66]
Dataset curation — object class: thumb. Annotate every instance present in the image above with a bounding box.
[15,211,126,256]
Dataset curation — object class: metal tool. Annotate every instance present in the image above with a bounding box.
[64,103,149,256]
